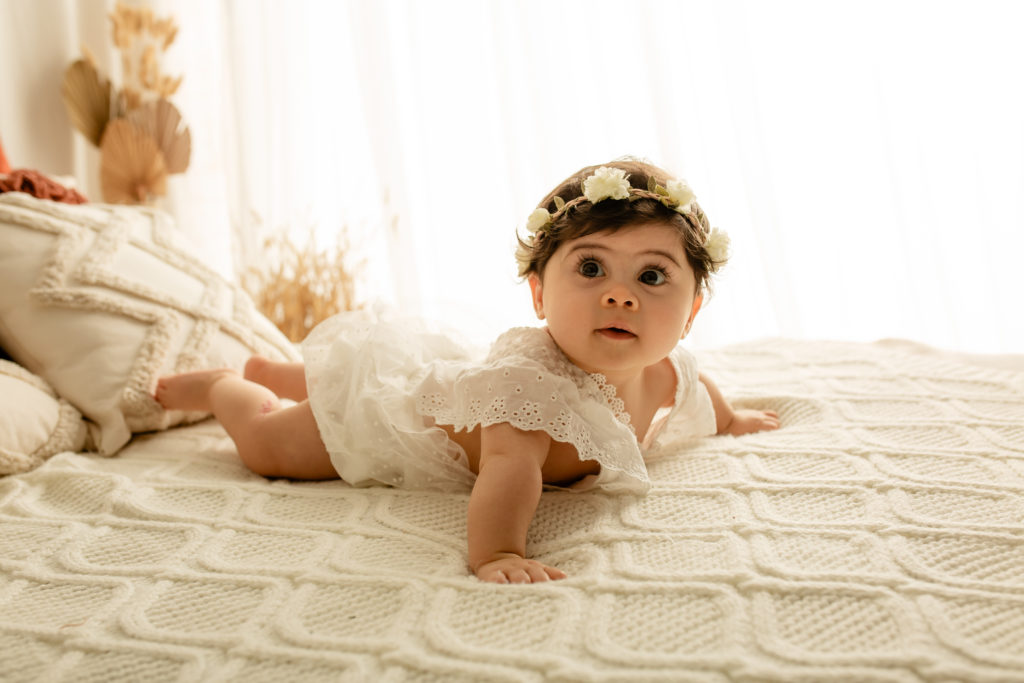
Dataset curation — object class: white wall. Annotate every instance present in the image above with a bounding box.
[3,1,1023,354]
[0,0,113,193]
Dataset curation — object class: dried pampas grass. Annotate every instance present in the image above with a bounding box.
[244,230,363,342]
[110,3,182,100]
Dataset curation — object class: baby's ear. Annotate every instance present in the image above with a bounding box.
[681,293,703,338]
[528,273,545,320]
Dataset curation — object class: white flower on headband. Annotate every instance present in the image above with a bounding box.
[526,208,551,234]
[705,227,730,267]
[665,179,695,214]
[583,166,631,203]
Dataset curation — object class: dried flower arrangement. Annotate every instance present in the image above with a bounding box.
[61,2,190,204]
[243,229,364,342]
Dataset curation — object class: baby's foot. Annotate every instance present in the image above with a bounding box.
[154,368,238,412]
[244,355,307,400]
[243,356,273,386]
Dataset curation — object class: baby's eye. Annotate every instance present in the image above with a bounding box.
[579,259,605,278]
[639,268,667,286]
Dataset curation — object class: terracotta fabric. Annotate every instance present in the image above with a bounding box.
[0,168,87,204]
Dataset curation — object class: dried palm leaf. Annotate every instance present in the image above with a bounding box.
[81,44,99,69]
[61,59,112,146]
[128,98,190,173]
[100,119,167,203]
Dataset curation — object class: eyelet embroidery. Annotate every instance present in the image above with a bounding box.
[413,327,647,484]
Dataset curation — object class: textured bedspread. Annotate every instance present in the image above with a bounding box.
[2,339,1023,682]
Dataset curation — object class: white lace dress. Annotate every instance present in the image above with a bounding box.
[302,308,717,493]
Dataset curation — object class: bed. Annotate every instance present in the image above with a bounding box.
[2,192,1024,681]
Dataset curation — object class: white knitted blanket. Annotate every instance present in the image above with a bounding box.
[2,339,1023,682]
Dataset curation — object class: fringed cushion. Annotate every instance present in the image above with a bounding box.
[0,192,299,455]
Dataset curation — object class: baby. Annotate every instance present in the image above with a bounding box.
[156,159,779,584]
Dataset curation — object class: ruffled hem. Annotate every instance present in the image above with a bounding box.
[302,312,707,494]
[302,308,478,491]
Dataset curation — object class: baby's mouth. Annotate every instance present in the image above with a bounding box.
[597,326,637,340]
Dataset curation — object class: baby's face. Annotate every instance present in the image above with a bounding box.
[529,221,701,378]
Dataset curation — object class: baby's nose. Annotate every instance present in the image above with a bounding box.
[602,284,637,309]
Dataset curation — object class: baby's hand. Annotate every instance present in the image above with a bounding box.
[474,553,567,584]
[724,408,780,436]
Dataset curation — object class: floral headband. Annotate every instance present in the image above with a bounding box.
[522,166,730,271]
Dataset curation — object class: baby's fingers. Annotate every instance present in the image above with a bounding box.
[506,568,532,584]
[487,571,510,584]
[524,562,566,583]
[747,408,780,431]
[510,563,560,583]
[544,565,567,581]
[475,557,567,584]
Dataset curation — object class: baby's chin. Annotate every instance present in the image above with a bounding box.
[556,335,674,377]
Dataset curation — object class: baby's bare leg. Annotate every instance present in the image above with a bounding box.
[244,356,308,401]
[155,370,335,479]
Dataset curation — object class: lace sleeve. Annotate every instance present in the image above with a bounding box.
[413,327,650,491]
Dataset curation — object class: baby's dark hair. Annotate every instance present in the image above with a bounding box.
[515,159,720,293]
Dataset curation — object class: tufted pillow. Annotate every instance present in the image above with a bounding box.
[0,192,300,455]
[0,359,87,474]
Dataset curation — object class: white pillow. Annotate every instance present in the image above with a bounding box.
[0,359,87,474]
[0,192,300,455]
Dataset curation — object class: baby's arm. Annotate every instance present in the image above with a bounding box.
[699,372,780,436]
[467,423,567,584]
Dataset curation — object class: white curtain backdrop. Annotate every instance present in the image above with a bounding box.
[4,0,1023,352]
